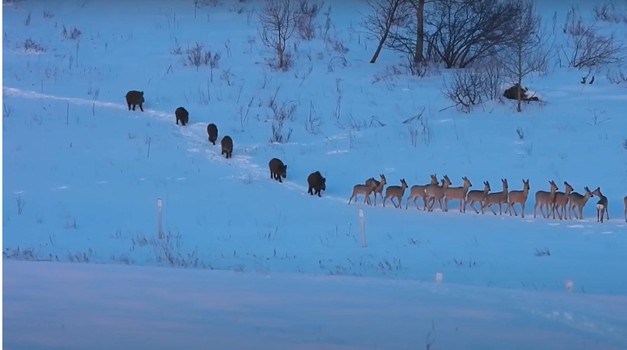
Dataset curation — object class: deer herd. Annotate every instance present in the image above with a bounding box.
[349,174,627,223]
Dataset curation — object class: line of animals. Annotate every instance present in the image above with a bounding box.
[126,91,625,223]
[348,174,627,223]
[125,90,325,196]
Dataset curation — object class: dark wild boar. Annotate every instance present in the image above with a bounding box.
[269,158,287,183]
[307,171,326,197]
[175,107,189,126]
[221,135,233,159]
[207,123,218,145]
[125,90,144,112]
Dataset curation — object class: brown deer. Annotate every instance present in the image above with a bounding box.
[444,176,472,213]
[348,181,377,205]
[483,178,509,215]
[534,180,559,219]
[365,174,387,206]
[552,181,574,220]
[592,187,609,223]
[508,179,530,218]
[568,186,593,220]
[425,175,452,212]
[405,174,439,210]
[383,179,408,208]
[465,181,490,214]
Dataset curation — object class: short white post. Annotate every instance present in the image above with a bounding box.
[157,198,163,239]
[435,272,443,283]
[565,279,574,292]
[359,208,366,248]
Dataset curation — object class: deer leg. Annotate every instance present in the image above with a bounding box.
[470,202,479,214]
[606,205,610,220]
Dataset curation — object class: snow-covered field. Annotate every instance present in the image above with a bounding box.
[2,0,627,349]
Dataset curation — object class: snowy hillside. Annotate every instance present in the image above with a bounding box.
[2,0,627,349]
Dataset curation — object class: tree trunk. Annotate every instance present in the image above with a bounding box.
[516,77,523,113]
[370,35,387,63]
[413,0,425,65]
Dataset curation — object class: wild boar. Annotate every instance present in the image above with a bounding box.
[125,90,144,112]
[307,171,326,197]
[221,135,233,159]
[268,158,287,183]
[207,123,218,145]
[175,107,189,126]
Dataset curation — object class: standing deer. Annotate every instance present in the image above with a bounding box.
[592,187,609,223]
[508,179,530,218]
[425,175,452,212]
[552,181,574,220]
[444,176,472,213]
[348,182,377,205]
[483,178,509,215]
[383,179,408,208]
[465,181,491,214]
[568,186,593,220]
[365,174,387,206]
[534,180,559,219]
[405,174,438,210]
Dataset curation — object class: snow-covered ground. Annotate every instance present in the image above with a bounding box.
[2,0,627,348]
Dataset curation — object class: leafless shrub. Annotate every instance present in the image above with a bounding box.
[239,96,254,130]
[16,196,25,215]
[325,35,349,55]
[42,10,54,18]
[475,58,504,101]
[442,70,490,113]
[295,0,323,40]
[3,104,14,118]
[62,25,82,40]
[186,42,221,73]
[327,56,347,72]
[64,217,78,229]
[3,247,37,261]
[22,38,46,53]
[268,94,296,143]
[593,1,627,23]
[304,101,322,134]
[534,248,550,257]
[562,7,625,69]
[402,108,431,145]
[259,0,297,71]
[25,12,32,26]
[607,67,627,84]
[426,0,522,68]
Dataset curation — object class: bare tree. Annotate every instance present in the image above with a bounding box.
[259,0,297,71]
[562,6,624,69]
[500,0,549,112]
[383,0,429,73]
[294,0,324,41]
[363,0,409,63]
[426,0,520,68]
